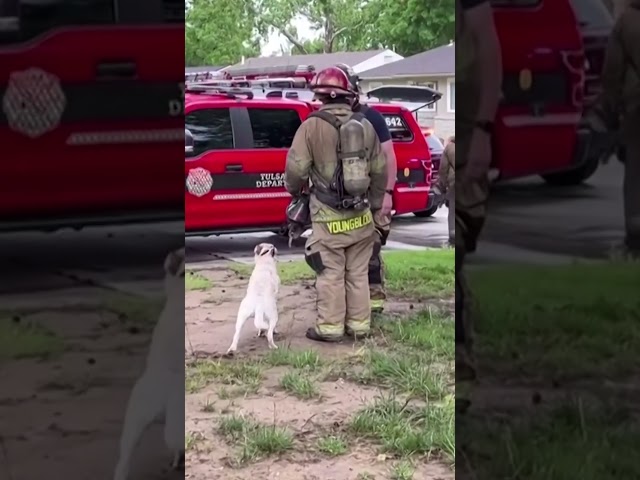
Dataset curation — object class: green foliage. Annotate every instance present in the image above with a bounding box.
[185,0,455,65]
[185,0,261,66]
[363,0,455,56]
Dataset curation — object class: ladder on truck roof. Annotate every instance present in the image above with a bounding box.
[187,77,443,113]
[224,63,316,79]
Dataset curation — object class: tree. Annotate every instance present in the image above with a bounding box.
[254,0,369,54]
[254,0,454,57]
[363,0,455,56]
[185,0,260,66]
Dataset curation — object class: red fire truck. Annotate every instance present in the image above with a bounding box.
[491,0,612,185]
[184,64,440,235]
[1,0,184,232]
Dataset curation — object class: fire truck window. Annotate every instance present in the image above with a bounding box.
[185,108,234,154]
[248,108,302,149]
[383,114,414,142]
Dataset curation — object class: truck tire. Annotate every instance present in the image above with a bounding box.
[541,155,599,186]
[413,205,439,218]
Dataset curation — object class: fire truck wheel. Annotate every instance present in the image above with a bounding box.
[414,205,439,218]
[541,155,599,187]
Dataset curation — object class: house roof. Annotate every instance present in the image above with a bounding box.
[359,43,454,79]
[227,50,388,73]
[185,65,227,73]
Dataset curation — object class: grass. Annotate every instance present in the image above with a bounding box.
[229,249,454,298]
[383,249,454,299]
[218,415,294,464]
[0,317,64,359]
[265,348,323,370]
[185,431,206,451]
[229,260,315,285]
[186,271,212,291]
[350,394,455,460]
[468,263,640,377]
[378,309,454,360]
[390,460,415,480]
[186,359,262,394]
[280,371,319,399]
[185,248,456,473]
[357,349,450,400]
[460,401,640,480]
[317,435,348,456]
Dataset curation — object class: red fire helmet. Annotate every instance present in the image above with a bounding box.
[309,67,355,97]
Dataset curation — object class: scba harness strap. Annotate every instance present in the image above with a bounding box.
[308,110,369,210]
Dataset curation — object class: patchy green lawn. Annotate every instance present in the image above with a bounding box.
[185,248,455,478]
[459,262,640,478]
[460,401,640,480]
[229,248,454,300]
[186,271,212,291]
[0,317,64,360]
[468,262,640,378]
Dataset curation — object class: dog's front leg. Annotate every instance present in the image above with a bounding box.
[113,374,167,480]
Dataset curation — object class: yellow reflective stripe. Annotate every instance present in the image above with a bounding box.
[346,318,370,334]
[327,211,372,234]
[315,323,344,339]
[370,299,384,309]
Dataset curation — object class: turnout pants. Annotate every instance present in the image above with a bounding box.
[305,211,376,340]
[368,213,390,312]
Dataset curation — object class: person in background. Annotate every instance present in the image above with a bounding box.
[590,0,640,256]
[438,136,456,246]
[456,0,503,408]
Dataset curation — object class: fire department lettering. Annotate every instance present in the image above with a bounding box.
[256,173,284,188]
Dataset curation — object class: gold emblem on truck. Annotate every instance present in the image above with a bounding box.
[519,69,533,91]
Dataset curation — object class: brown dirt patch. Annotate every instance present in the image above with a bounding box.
[185,263,453,480]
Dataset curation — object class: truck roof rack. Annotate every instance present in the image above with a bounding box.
[185,84,255,100]
[224,64,316,80]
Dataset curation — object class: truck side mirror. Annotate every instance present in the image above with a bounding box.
[185,129,194,155]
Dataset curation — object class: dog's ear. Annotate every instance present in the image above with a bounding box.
[271,246,278,257]
[164,248,185,277]
[254,244,264,256]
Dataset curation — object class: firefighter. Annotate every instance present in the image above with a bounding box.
[438,136,455,246]
[284,67,388,342]
[334,63,396,314]
[590,0,640,255]
[456,0,503,398]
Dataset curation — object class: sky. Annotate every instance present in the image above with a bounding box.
[261,16,315,56]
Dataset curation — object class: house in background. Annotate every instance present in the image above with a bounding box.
[228,49,403,75]
[358,43,455,139]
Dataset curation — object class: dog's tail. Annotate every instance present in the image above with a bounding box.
[253,303,269,331]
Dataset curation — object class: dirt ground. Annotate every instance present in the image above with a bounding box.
[185,263,453,480]
[0,291,182,480]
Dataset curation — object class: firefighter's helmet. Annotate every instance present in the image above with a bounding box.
[335,63,362,94]
[309,67,355,98]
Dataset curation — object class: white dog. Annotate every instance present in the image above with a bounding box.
[113,248,185,480]
[227,243,280,354]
